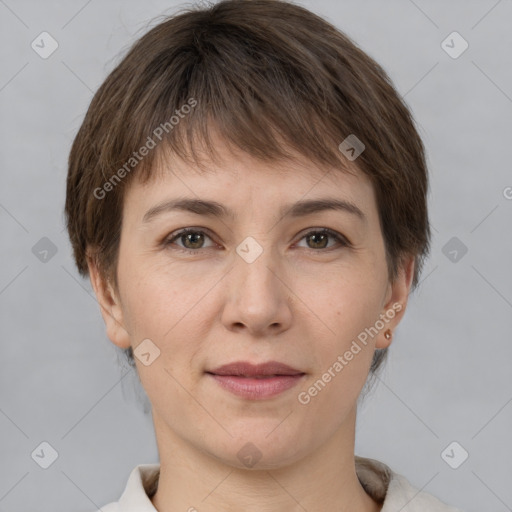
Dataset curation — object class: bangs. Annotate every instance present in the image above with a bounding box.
[100,10,370,188]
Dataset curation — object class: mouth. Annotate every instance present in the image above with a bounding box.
[205,361,306,400]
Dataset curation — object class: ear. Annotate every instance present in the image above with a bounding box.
[375,255,415,349]
[86,252,131,349]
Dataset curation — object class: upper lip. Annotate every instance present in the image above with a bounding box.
[207,361,305,377]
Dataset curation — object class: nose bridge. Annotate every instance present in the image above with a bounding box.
[234,234,280,299]
[222,233,291,333]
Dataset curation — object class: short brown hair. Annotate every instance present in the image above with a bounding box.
[65,0,431,375]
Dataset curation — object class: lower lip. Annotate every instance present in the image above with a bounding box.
[207,373,305,400]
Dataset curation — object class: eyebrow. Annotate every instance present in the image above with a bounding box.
[142,197,367,224]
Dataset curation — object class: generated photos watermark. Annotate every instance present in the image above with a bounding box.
[297,302,402,405]
[93,97,198,200]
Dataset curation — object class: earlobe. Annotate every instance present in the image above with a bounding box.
[377,328,393,349]
[376,328,393,349]
[86,253,131,349]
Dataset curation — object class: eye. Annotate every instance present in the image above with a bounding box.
[163,227,351,255]
[295,228,351,251]
[163,228,216,254]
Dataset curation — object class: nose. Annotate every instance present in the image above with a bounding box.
[220,242,293,337]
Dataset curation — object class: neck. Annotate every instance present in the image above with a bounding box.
[149,407,382,512]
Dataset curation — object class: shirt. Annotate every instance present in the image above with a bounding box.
[99,456,463,511]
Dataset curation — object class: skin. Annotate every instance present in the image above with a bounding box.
[88,135,414,512]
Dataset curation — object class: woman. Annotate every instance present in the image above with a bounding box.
[65,0,462,510]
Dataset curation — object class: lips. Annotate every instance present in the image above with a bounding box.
[206,361,306,400]
[207,361,305,378]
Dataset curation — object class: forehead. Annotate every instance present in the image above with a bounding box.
[122,137,377,223]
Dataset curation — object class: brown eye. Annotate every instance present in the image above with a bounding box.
[163,227,350,255]
[306,232,329,249]
[297,229,350,250]
[164,228,215,253]
[180,231,205,249]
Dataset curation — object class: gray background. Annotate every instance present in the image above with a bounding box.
[1,0,511,511]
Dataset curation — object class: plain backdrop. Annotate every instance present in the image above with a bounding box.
[1,0,511,511]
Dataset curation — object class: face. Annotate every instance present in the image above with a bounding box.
[89,137,413,469]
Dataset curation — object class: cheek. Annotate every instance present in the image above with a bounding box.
[308,265,387,369]
[323,261,386,321]
[119,258,214,360]
[120,255,182,316]
[298,286,381,417]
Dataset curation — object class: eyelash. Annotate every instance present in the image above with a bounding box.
[163,227,351,255]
